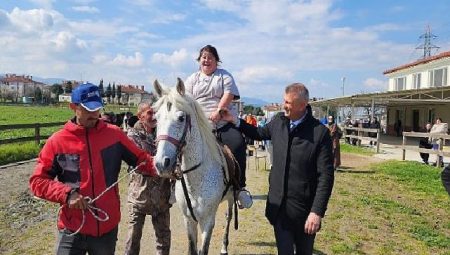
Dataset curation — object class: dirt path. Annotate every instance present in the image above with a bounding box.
[0,152,383,255]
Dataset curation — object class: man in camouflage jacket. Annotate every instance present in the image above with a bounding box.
[124,102,172,255]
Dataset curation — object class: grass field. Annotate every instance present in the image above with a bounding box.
[340,143,376,155]
[1,153,448,254]
[0,105,134,165]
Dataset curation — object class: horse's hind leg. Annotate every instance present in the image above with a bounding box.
[220,198,233,255]
[185,217,198,255]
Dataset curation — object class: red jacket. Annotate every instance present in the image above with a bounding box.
[30,119,156,237]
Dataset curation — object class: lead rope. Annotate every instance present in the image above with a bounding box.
[61,162,146,237]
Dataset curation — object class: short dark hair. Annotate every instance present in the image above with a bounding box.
[196,45,221,63]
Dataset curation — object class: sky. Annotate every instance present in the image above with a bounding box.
[1,0,450,103]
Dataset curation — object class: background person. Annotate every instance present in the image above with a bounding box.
[29,83,157,255]
[419,122,433,164]
[429,118,447,167]
[327,115,342,171]
[369,117,380,146]
[184,44,252,208]
[221,83,334,254]
[124,101,172,255]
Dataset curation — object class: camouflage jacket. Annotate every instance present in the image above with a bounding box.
[127,121,171,213]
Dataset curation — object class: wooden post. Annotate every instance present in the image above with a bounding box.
[35,123,41,145]
[376,130,380,153]
[437,138,443,167]
[402,133,406,160]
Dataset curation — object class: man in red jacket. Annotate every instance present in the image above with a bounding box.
[29,83,158,255]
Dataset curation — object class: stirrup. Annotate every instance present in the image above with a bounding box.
[237,189,253,209]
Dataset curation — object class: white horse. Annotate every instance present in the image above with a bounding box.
[152,78,235,255]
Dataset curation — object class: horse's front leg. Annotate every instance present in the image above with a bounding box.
[185,217,198,255]
[198,216,216,255]
[220,197,234,255]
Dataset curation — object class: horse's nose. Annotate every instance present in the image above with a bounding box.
[163,157,171,168]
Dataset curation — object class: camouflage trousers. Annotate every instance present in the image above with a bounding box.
[124,205,171,255]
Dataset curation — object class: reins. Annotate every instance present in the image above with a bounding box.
[60,162,145,237]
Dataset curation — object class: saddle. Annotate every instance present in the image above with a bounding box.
[221,144,241,190]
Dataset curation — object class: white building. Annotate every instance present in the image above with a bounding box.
[383,51,450,132]
[384,51,449,91]
[0,74,47,102]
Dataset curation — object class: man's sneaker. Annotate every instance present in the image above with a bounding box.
[237,189,253,209]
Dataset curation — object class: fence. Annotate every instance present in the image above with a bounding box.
[402,132,450,167]
[0,122,65,145]
[343,127,381,153]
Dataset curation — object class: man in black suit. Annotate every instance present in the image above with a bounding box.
[221,83,334,254]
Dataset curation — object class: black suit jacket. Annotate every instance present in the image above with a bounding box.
[239,112,334,228]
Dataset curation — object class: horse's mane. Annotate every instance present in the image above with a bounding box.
[153,87,222,164]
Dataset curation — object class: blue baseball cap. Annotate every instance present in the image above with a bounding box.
[71,82,103,112]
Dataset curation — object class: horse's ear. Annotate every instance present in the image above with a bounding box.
[176,77,185,96]
[153,79,163,97]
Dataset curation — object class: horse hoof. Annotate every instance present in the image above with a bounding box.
[220,253,228,255]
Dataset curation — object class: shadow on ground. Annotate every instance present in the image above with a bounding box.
[336,168,375,174]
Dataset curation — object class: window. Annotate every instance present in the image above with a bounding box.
[413,73,421,89]
[395,77,405,90]
[429,68,448,87]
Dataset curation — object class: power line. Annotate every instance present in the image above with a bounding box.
[415,25,440,59]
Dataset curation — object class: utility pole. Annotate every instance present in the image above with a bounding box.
[341,76,346,123]
[416,25,439,59]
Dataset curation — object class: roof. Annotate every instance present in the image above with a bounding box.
[310,85,450,108]
[383,50,450,75]
[1,74,38,83]
[119,85,148,94]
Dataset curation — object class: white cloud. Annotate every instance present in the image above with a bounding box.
[151,49,189,68]
[364,78,387,90]
[152,13,186,24]
[235,66,293,85]
[110,52,144,67]
[51,31,87,52]
[72,6,100,14]
[200,0,242,12]
[8,7,56,33]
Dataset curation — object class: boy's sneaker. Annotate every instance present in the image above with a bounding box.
[237,188,253,209]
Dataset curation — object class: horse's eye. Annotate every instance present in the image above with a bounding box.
[178,116,185,122]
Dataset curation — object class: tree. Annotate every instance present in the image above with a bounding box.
[112,82,116,104]
[51,84,64,101]
[35,87,43,103]
[99,79,105,97]
[64,81,72,94]
[117,85,122,104]
[106,83,112,103]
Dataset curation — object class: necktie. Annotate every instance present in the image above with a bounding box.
[290,122,296,132]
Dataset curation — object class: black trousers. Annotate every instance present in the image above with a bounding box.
[274,219,316,255]
[217,123,247,187]
[56,227,118,255]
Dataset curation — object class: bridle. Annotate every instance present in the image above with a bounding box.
[155,114,202,177]
[155,113,201,222]
[156,114,192,162]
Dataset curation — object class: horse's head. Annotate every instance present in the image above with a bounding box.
[152,78,191,177]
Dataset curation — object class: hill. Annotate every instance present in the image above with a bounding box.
[241,96,269,107]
